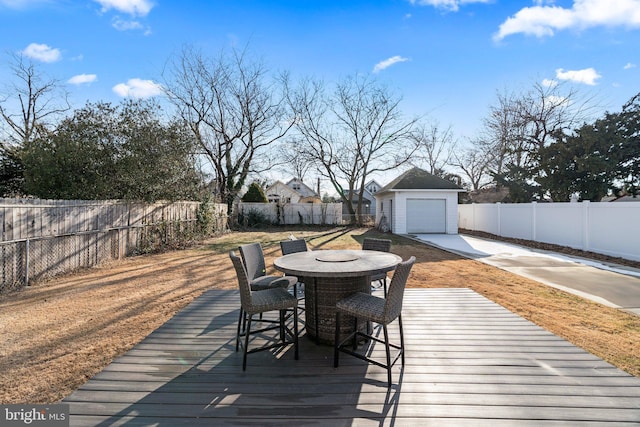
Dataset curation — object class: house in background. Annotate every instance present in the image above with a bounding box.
[265,178,321,203]
[342,179,383,222]
[601,194,640,202]
[375,168,465,235]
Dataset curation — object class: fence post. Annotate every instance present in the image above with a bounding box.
[532,201,537,241]
[25,238,30,288]
[469,203,475,231]
[472,203,476,231]
[582,200,590,252]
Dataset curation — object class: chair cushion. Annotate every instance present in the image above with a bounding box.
[247,287,298,314]
[250,275,297,291]
[336,292,387,324]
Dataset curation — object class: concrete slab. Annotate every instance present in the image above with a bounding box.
[411,234,640,316]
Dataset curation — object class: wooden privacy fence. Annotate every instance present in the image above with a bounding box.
[238,202,343,225]
[0,199,228,292]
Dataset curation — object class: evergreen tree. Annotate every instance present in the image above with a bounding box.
[241,182,268,202]
[23,100,204,201]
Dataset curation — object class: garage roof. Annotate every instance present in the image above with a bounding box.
[377,167,464,194]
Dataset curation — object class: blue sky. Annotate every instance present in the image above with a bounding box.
[1,0,639,160]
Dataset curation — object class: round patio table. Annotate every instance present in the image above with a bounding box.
[274,249,402,345]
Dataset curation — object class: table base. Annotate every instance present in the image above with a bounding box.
[303,275,370,345]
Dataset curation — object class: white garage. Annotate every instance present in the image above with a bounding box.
[375,168,465,235]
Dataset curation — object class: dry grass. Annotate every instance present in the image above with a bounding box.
[1,227,639,404]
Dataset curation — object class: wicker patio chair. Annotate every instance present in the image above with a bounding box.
[280,238,309,311]
[240,242,297,291]
[230,251,299,370]
[362,237,393,296]
[333,256,415,387]
[239,242,298,329]
[280,238,308,255]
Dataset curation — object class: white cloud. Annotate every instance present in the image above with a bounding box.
[21,43,61,62]
[111,17,151,34]
[624,62,637,69]
[113,78,163,98]
[542,78,558,87]
[373,56,410,73]
[555,67,601,85]
[68,74,97,85]
[408,0,491,12]
[112,18,143,31]
[495,0,640,41]
[93,0,154,17]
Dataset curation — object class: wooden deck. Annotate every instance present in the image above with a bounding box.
[64,288,640,426]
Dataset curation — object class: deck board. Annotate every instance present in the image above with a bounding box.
[64,288,640,426]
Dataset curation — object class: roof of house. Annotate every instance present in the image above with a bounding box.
[343,191,372,204]
[284,178,319,198]
[611,195,640,202]
[378,167,464,194]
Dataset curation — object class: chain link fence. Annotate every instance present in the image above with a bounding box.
[1,200,228,293]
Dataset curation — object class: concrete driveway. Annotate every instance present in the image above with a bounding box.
[412,233,640,316]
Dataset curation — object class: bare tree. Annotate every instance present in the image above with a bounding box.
[409,119,457,176]
[286,74,418,224]
[473,80,601,201]
[278,138,316,182]
[0,53,69,145]
[479,81,599,174]
[518,80,599,154]
[162,45,293,212]
[452,140,493,191]
[0,53,70,196]
[478,86,527,176]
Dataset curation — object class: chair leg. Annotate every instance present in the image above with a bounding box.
[243,315,252,371]
[398,314,405,366]
[294,305,299,360]
[296,282,305,314]
[242,309,249,333]
[236,307,244,352]
[333,311,341,368]
[352,317,358,350]
[383,324,392,387]
[280,310,286,342]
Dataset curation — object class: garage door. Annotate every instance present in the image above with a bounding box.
[406,199,446,233]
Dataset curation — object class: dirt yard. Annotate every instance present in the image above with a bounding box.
[1,227,639,404]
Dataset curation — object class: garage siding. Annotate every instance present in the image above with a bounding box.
[375,194,394,232]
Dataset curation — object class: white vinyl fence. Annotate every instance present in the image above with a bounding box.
[459,201,640,262]
[238,202,343,225]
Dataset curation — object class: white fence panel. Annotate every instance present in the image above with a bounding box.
[459,201,640,262]
[588,203,639,261]
[458,203,501,235]
[239,202,342,225]
[500,204,534,240]
[240,203,278,223]
[535,203,584,249]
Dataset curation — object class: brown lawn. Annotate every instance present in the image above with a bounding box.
[1,227,639,404]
